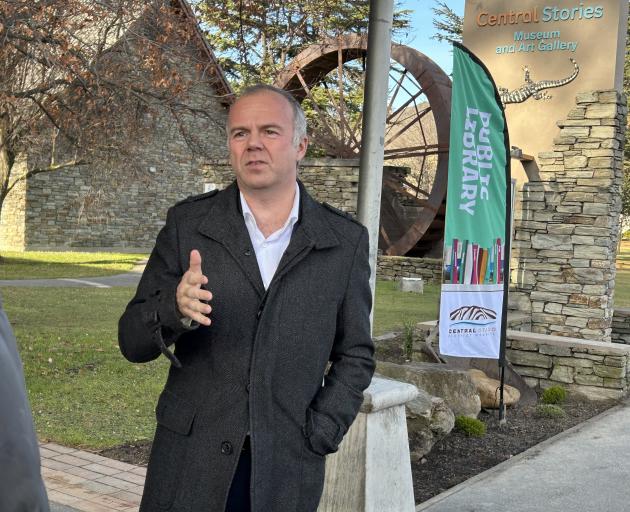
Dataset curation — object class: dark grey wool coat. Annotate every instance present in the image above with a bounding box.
[0,295,50,512]
[118,180,375,511]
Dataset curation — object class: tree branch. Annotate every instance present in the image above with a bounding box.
[6,158,89,195]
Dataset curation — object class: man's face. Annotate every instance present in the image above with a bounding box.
[227,91,307,196]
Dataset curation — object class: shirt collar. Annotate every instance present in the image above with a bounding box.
[240,182,300,233]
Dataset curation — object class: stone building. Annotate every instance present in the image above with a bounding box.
[0,0,233,251]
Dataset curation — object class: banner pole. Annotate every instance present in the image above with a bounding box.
[499,364,506,424]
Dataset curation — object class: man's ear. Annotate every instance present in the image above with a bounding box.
[297,136,308,160]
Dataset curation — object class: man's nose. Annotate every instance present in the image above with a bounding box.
[246,131,263,150]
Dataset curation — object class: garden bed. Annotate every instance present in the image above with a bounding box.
[99,387,617,506]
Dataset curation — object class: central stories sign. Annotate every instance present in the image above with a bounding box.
[462,0,628,182]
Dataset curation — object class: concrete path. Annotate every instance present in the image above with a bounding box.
[416,400,630,512]
[42,442,144,511]
[0,261,146,288]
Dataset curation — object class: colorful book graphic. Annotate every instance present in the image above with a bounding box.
[458,242,463,283]
[463,241,473,285]
[479,248,488,284]
[444,246,453,282]
[446,239,506,285]
[452,239,459,284]
[496,238,502,284]
[471,244,479,284]
[459,240,467,284]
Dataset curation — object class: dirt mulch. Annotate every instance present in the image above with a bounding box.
[412,395,617,504]
[100,440,152,466]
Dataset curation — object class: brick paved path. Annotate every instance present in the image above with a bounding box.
[41,442,145,511]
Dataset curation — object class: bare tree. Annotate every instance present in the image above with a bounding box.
[0,0,228,216]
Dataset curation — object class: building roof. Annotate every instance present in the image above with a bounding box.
[173,0,233,104]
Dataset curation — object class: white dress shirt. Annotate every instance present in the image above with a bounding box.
[240,183,300,290]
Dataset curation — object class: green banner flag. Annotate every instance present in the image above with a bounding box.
[439,43,511,360]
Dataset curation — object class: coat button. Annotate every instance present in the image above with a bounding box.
[221,441,233,455]
[244,250,252,256]
[246,383,251,393]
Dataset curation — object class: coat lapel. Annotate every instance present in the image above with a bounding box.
[197,182,265,297]
[272,180,339,283]
[197,180,340,295]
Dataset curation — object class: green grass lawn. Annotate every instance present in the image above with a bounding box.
[4,286,167,450]
[615,241,630,307]
[0,251,147,280]
[1,279,436,450]
[373,280,440,336]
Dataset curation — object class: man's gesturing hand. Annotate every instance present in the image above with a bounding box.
[176,250,213,326]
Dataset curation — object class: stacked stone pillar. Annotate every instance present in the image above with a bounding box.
[0,157,28,250]
[511,90,627,342]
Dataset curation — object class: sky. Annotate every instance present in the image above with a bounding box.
[397,0,465,76]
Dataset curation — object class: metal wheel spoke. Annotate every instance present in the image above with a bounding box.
[295,69,344,154]
[337,46,346,145]
[387,68,408,112]
[323,69,361,152]
[275,36,452,256]
[385,105,431,147]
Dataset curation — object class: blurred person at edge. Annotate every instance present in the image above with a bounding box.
[0,293,50,512]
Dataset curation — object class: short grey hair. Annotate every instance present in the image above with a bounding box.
[228,84,307,147]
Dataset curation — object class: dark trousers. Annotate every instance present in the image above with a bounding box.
[225,437,251,512]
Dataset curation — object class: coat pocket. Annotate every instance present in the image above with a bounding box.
[148,390,196,509]
[156,389,196,435]
[303,408,343,457]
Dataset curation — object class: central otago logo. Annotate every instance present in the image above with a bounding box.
[448,305,498,335]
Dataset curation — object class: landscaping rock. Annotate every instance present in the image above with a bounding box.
[404,387,455,462]
[400,277,424,294]
[467,369,521,409]
[376,361,481,418]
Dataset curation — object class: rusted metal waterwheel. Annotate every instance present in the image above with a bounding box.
[274,35,452,256]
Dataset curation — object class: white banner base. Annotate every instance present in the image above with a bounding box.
[439,284,503,359]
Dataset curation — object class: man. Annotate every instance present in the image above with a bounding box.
[0,294,50,512]
[119,84,374,512]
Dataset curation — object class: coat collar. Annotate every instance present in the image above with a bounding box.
[198,179,339,297]
[198,179,339,251]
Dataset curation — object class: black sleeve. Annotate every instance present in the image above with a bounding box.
[118,206,197,366]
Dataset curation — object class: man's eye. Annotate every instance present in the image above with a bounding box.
[233,131,246,138]
[265,129,279,135]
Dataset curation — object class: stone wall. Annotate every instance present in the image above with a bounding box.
[376,256,442,284]
[505,331,630,400]
[412,318,630,401]
[612,308,630,344]
[202,158,360,214]
[10,97,229,251]
[511,90,628,342]
[1,154,360,251]
[0,24,231,252]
